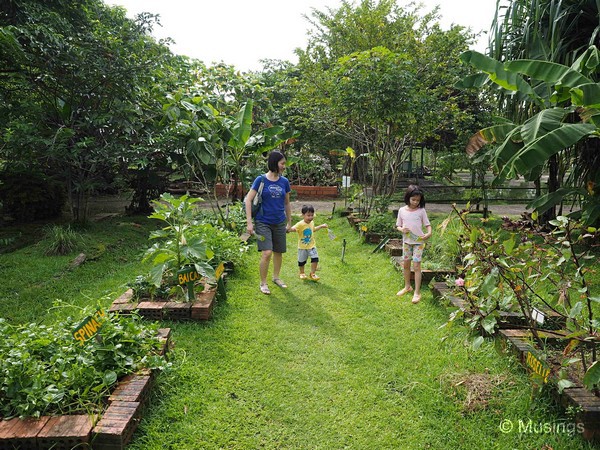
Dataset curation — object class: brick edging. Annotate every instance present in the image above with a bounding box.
[109,288,216,321]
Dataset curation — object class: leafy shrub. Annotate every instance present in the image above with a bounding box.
[287,149,338,186]
[194,222,249,269]
[363,212,400,236]
[196,202,248,236]
[127,275,174,301]
[0,309,169,419]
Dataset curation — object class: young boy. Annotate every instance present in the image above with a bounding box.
[289,205,328,281]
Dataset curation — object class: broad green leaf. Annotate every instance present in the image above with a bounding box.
[520,108,566,145]
[478,123,518,145]
[229,100,254,147]
[481,268,498,297]
[569,302,583,319]
[557,378,576,393]
[570,83,600,108]
[527,188,576,214]
[460,51,536,96]
[506,59,593,86]
[509,123,596,174]
[472,336,485,351]
[103,371,118,386]
[454,72,489,89]
[149,264,166,287]
[482,316,497,334]
[503,237,516,254]
[583,361,600,390]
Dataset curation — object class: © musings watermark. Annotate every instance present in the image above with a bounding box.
[499,418,584,436]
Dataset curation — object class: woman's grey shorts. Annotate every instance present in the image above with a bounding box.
[255,220,287,253]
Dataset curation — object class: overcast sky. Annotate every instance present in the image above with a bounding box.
[105,0,500,72]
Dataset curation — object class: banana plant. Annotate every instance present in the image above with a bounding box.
[218,100,299,200]
[459,46,600,224]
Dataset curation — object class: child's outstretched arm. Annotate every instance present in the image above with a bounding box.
[315,223,328,231]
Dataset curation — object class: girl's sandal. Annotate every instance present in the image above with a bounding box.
[272,278,288,288]
[260,284,271,295]
[411,294,421,304]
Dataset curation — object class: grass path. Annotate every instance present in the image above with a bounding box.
[128,215,591,449]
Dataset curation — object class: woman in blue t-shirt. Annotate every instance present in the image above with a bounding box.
[245,151,292,295]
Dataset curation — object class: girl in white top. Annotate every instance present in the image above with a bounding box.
[395,185,432,303]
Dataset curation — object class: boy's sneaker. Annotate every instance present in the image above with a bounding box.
[299,273,307,280]
[309,273,320,281]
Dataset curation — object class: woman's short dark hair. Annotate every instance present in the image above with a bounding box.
[267,150,286,173]
[404,184,426,207]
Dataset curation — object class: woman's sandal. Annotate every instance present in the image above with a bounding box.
[272,278,288,288]
[260,284,271,295]
[411,293,421,304]
[396,286,413,296]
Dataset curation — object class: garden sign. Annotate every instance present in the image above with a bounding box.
[72,308,107,344]
[178,266,202,301]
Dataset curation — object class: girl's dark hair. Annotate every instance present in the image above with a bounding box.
[301,205,315,214]
[404,184,426,208]
[267,150,286,173]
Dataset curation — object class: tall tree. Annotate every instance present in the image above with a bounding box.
[290,0,481,196]
[1,0,178,221]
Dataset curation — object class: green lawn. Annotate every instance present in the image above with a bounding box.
[125,215,592,450]
[0,213,594,449]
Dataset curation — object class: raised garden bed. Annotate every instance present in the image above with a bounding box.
[431,282,600,440]
[0,328,172,450]
[391,258,454,283]
[499,328,600,440]
[384,238,402,256]
[347,215,365,230]
[109,288,217,321]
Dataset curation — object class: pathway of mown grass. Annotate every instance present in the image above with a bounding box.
[129,214,592,450]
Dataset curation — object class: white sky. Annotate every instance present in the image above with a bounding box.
[105,0,500,72]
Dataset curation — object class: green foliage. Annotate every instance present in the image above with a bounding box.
[363,212,399,236]
[292,0,485,196]
[1,0,185,222]
[42,225,84,256]
[443,207,600,390]
[143,193,215,287]
[126,275,174,302]
[0,308,168,419]
[286,148,338,186]
[193,223,249,270]
[196,201,249,236]
[460,45,600,225]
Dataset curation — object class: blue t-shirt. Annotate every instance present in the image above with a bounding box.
[251,175,290,225]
